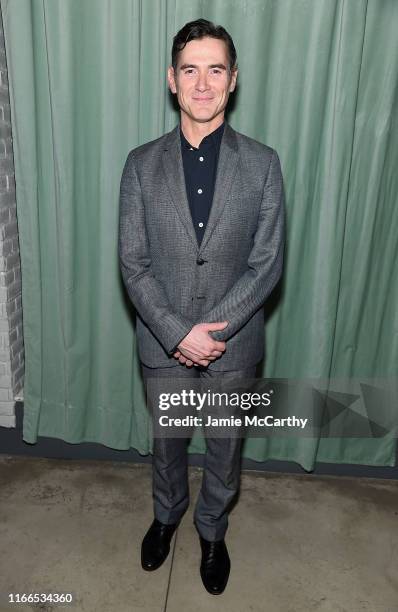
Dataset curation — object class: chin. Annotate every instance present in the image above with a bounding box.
[188,108,221,123]
[192,115,215,123]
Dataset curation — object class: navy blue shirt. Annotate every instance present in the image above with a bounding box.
[180,121,225,246]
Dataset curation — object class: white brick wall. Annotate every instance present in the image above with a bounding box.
[0,11,24,428]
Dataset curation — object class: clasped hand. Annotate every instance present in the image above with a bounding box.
[173,321,228,367]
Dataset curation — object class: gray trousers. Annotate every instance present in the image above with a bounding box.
[141,363,257,542]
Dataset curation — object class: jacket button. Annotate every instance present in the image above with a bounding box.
[196,258,205,265]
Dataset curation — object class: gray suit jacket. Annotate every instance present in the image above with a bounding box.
[118,122,285,370]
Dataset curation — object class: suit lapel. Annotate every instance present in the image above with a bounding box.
[162,126,198,246]
[161,122,239,251]
[199,123,239,253]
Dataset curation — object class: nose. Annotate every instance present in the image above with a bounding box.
[195,71,209,92]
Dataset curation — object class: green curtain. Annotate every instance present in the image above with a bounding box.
[1,0,397,471]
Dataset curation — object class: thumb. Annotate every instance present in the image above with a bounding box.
[204,320,229,331]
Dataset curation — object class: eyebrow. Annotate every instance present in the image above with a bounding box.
[179,63,227,71]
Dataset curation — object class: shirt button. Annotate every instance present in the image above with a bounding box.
[199,156,204,162]
[198,222,204,228]
[197,188,203,194]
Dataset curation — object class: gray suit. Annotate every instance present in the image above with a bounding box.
[119,122,285,540]
[118,122,285,371]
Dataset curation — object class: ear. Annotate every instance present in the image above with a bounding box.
[229,68,238,93]
[167,66,177,94]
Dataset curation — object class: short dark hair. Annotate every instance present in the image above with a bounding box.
[171,19,237,72]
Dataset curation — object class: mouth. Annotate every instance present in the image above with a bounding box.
[192,97,214,103]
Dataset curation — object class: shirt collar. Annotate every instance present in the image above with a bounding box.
[180,121,225,152]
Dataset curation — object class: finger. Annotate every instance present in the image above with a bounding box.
[186,354,206,367]
[203,321,229,331]
[211,341,226,352]
[209,350,223,358]
[197,359,210,367]
[179,356,187,364]
[196,350,223,361]
[180,349,202,362]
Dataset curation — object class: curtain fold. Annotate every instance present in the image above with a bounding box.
[1,0,397,470]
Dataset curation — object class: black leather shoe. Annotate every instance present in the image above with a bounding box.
[199,535,231,595]
[141,518,179,571]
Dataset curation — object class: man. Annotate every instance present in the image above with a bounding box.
[119,19,285,595]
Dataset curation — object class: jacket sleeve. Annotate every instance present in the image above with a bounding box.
[118,151,193,354]
[200,149,286,342]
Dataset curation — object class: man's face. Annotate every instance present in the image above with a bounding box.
[168,36,238,124]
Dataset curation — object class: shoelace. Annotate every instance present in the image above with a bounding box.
[202,541,223,568]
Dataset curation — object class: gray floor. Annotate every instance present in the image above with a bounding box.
[0,456,397,612]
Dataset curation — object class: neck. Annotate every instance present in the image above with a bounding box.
[180,113,225,148]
